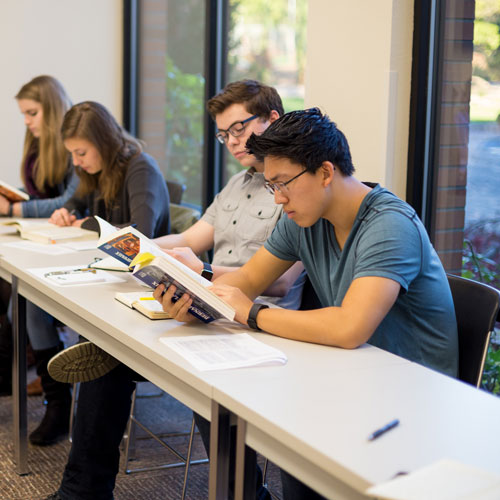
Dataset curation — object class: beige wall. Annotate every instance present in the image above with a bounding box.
[305,0,414,199]
[0,0,123,187]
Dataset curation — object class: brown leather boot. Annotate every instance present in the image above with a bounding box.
[27,376,42,396]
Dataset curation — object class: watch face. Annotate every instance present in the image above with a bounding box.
[202,262,213,281]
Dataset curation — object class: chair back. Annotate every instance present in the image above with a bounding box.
[447,274,500,387]
[169,203,208,262]
[166,180,186,205]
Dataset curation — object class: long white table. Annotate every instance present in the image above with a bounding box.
[2,227,500,499]
[209,339,500,499]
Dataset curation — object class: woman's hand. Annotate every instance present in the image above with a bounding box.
[49,208,76,226]
[164,247,203,274]
[71,217,88,228]
[210,283,254,325]
[153,283,198,323]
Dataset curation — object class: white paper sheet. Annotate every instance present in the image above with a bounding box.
[1,240,75,255]
[366,459,500,500]
[28,264,126,287]
[159,333,287,371]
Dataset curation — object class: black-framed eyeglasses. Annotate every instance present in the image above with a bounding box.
[264,169,308,195]
[215,115,259,144]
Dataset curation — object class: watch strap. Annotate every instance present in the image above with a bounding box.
[247,303,269,331]
[201,262,213,281]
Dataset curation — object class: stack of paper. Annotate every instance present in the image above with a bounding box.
[160,333,287,371]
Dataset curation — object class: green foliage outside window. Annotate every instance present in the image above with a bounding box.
[165,56,205,206]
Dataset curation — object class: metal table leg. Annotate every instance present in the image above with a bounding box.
[208,400,231,500]
[235,416,256,500]
[12,276,28,475]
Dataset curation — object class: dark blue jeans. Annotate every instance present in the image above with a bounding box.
[280,468,327,500]
[59,363,136,500]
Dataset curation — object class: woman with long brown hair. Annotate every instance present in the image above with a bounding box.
[26,101,170,447]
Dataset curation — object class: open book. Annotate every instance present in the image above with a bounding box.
[0,180,29,202]
[98,225,235,323]
[1,219,98,244]
[115,290,171,320]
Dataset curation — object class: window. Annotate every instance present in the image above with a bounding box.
[408,0,500,394]
[136,0,206,207]
[224,0,307,182]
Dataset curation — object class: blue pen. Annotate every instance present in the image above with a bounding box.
[368,419,399,441]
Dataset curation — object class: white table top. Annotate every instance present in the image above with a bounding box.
[2,225,500,499]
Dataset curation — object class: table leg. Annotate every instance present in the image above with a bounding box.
[208,400,231,500]
[12,276,29,475]
[235,416,256,500]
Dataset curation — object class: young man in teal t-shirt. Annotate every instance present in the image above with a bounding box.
[157,107,459,500]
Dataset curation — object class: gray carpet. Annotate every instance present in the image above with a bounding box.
[0,380,282,500]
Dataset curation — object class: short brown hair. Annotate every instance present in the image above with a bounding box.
[207,80,284,119]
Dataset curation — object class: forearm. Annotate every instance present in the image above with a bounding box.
[247,306,366,348]
[215,267,265,301]
[156,233,189,249]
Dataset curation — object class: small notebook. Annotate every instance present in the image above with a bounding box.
[115,291,171,320]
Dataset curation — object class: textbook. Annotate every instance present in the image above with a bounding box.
[96,224,161,266]
[115,290,171,320]
[97,225,235,323]
[130,252,235,323]
[0,180,29,203]
[0,219,98,245]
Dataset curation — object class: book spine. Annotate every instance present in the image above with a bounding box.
[133,266,222,323]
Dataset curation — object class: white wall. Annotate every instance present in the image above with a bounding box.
[0,0,123,187]
[305,0,414,198]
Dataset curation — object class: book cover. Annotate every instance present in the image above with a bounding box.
[131,253,235,323]
[98,232,140,265]
[0,181,29,202]
[97,224,162,266]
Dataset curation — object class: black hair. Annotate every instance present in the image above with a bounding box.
[246,107,355,176]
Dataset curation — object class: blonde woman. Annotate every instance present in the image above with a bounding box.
[0,76,79,402]
[0,75,79,217]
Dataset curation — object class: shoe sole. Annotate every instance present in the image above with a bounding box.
[48,342,120,383]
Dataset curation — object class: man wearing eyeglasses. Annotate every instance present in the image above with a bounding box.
[157,108,459,499]
[46,80,304,500]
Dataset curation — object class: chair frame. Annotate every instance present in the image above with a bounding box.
[447,274,500,387]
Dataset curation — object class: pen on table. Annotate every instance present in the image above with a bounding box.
[368,419,399,441]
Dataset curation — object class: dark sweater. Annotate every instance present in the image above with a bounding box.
[64,152,170,239]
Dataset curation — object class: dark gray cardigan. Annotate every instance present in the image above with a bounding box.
[64,152,170,239]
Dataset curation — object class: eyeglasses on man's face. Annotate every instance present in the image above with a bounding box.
[215,114,259,144]
[264,169,308,195]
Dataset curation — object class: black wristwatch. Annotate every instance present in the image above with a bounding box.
[247,303,269,331]
[201,262,213,281]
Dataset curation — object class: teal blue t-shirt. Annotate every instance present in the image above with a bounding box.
[264,184,458,377]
